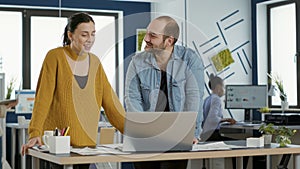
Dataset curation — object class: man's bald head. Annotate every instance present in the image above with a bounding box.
[154,16,179,45]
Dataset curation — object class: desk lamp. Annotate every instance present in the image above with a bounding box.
[268,85,276,97]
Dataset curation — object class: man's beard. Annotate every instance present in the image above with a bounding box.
[145,42,166,55]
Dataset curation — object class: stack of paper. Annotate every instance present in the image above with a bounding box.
[71,144,130,155]
[192,141,246,151]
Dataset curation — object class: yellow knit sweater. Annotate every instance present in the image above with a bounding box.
[29,46,125,147]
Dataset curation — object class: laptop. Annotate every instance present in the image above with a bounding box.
[122,111,197,152]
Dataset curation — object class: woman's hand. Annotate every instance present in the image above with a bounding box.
[21,137,42,156]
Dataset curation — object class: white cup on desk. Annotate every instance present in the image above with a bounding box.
[42,130,54,149]
[17,116,26,125]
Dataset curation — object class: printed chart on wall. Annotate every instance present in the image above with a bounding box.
[15,90,35,114]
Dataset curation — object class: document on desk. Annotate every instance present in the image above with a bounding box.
[235,121,262,127]
[32,145,49,152]
[71,144,130,155]
[192,141,246,151]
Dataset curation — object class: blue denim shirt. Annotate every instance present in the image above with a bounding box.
[125,45,204,138]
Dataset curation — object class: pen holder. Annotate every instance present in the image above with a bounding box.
[48,136,70,154]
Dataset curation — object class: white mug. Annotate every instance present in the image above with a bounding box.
[17,116,26,125]
[42,130,54,148]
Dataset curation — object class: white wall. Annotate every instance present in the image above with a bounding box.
[151,0,186,46]
[150,1,258,169]
[152,0,252,121]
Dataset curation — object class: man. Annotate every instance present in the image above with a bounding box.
[125,16,204,169]
[0,100,18,117]
[201,73,236,141]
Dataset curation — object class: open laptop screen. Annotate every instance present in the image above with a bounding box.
[122,111,197,152]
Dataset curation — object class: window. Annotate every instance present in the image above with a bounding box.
[0,8,121,99]
[267,1,299,108]
[30,14,117,91]
[31,16,67,90]
[0,11,22,99]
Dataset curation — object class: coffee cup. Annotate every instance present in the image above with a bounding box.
[17,116,26,125]
[42,130,54,148]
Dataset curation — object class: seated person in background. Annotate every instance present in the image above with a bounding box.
[201,73,236,141]
[5,100,18,109]
[0,100,18,117]
[201,74,241,169]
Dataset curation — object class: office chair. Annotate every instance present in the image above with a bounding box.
[202,159,206,169]
[277,154,291,169]
[94,127,116,169]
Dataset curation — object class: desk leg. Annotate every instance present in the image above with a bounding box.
[20,128,26,169]
[116,131,121,169]
[11,128,16,169]
[266,155,272,169]
[294,154,300,168]
[31,156,39,169]
[236,157,243,169]
[64,165,73,169]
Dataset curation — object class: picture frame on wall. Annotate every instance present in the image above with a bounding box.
[209,48,235,73]
[136,29,147,52]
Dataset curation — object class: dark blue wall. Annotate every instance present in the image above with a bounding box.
[251,0,270,121]
[251,0,269,85]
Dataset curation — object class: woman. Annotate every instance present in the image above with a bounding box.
[21,12,125,168]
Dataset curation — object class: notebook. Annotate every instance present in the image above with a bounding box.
[122,111,197,152]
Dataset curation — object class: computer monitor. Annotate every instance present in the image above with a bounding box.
[15,90,35,114]
[225,85,268,121]
[0,73,4,100]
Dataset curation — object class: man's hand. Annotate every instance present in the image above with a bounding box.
[5,100,18,109]
[193,137,200,144]
[225,118,236,124]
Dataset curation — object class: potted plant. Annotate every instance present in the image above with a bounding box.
[267,73,288,110]
[259,107,270,113]
[6,77,16,99]
[275,126,297,147]
[259,123,276,145]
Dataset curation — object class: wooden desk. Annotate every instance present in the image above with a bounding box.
[6,121,112,169]
[28,141,300,169]
[221,123,300,130]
